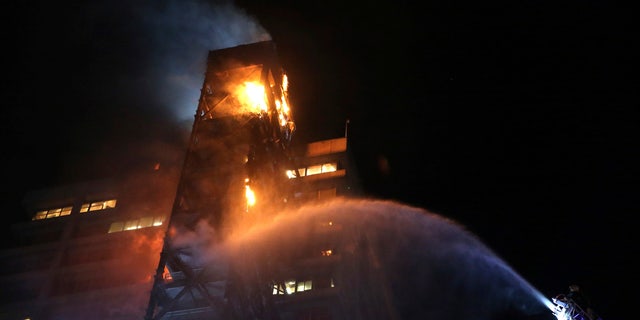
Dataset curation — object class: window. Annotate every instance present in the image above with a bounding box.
[80,199,117,213]
[32,206,73,220]
[306,165,322,176]
[107,216,164,233]
[272,279,313,295]
[286,162,339,179]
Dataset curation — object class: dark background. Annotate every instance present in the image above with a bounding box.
[1,1,637,319]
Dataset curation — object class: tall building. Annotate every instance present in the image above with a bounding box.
[143,40,361,320]
[0,41,361,320]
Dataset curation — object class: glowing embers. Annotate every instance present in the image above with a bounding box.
[272,279,313,295]
[80,199,117,213]
[108,215,164,233]
[33,206,73,220]
[286,162,338,179]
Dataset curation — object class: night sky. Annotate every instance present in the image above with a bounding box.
[1,1,637,319]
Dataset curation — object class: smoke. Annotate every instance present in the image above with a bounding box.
[216,198,553,319]
[84,0,272,122]
[55,0,272,183]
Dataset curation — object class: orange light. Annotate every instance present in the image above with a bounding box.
[245,185,256,207]
[163,266,173,281]
[236,81,267,113]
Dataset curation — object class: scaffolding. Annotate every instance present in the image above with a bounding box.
[144,41,297,320]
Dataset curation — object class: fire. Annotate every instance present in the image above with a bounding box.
[162,266,173,281]
[233,75,293,130]
[245,178,256,208]
[245,185,256,207]
[236,81,267,113]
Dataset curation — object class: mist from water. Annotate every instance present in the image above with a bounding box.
[177,197,554,319]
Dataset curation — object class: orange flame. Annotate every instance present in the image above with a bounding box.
[245,178,256,208]
[235,81,267,114]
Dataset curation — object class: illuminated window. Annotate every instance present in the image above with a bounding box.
[286,162,339,179]
[32,206,73,220]
[153,216,163,226]
[108,222,124,233]
[107,216,164,233]
[80,199,117,213]
[321,163,337,172]
[306,165,322,176]
[124,220,138,231]
[138,217,153,228]
[285,280,296,294]
[272,279,313,295]
[297,280,312,292]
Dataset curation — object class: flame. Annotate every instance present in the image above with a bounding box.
[245,185,256,207]
[245,178,256,208]
[235,81,267,113]
[285,170,297,179]
[162,266,173,281]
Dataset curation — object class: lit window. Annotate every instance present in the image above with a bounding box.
[273,280,313,295]
[272,284,284,295]
[60,206,72,216]
[153,216,164,226]
[285,280,296,294]
[108,222,124,233]
[124,220,139,230]
[47,209,61,218]
[321,163,337,173]
[32,206,73,220]
[139,217,153,228]
[306,165,322,176]
[321,249,333,256]
[34,211,47,220]
[297,280,312,292]
[80,199,117,213]
[107,216,164,233]
[287,163,339,179]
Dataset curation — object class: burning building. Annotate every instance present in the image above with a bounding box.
[143,40,361,320]
[0,41,362,319]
